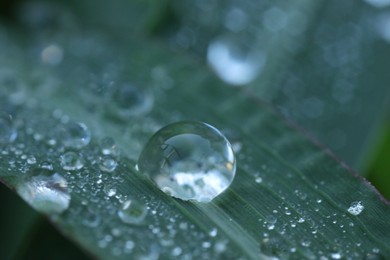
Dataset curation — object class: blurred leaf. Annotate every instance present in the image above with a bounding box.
[162,0,390,170]
[367,118,390,200]
[0,0,390,259]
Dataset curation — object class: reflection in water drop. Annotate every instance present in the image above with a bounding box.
[0,113,17,143]
[61,122,91,149]
[207,37,266,86]
[347,201,364,215]
[118,199,148,225]
[60,151,84,171]
[16,172,70,214]
[138,121,236,202]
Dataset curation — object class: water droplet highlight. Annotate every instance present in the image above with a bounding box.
[138,121,236,202]
[16,172,70,214]
[347,201,364,215]
[118,199,148,225]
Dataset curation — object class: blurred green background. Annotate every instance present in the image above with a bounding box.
[0,0,389,258]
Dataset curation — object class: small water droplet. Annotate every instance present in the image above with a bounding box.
[100,137,118,155]
[16,172,70,214]
[99,155,117,172]
[118,199,148,225]
[138,121,236,202]
[104,185,117,197]
[27,155,37,165]
[254,174,263,184]
[41,44,63,65]
[207,37,266,86]
[110,84,154,119]
[298,217,305,223]
[60,151,84,171]
[0,113,17,143]
[40,161,53,170]
[331,252,342,259]
[209,228,218,237]
[347,201,364,215]
[60,122,91,149]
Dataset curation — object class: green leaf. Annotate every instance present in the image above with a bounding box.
[163,0,390,170]
[1,0,390,259]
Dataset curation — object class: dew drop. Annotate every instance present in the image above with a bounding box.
[104,185,117,197]
[99,155,117,172]
[118,199,148,225]
[138,121,236,202]
[347,201,364,215]
[60,151,84,171]
[110,84,154,119]
[0,113,17,143]
[100,137,118,155]
[60,122,91,149]
[27,155,37,165]
[209,228,218,237]
[41,44,63,65]
[16,172,70,214]
[207,37,266,86]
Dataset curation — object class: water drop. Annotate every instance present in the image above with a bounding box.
[100,137,118,155]
[138,121,236,203]
[255,174,263,184]
[331,252,342,259]
[363,0,390,8]
[104,185,117,197]
[27,155,37,165]
[41,44,63,65]
[60,122,91,149]
[209,228,218,237]
[0,113,17,143]
[16,172,70,214]
[118,199,148,225]
[60,151,84,171]
[110,84,154,119]
[347,201,364,215]
[207,37,266,86]
[99,155,117,172]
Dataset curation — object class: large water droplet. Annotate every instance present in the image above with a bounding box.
[207,37,266,86]
[138,121,236,202]
[347,201,364,215]
[60,122,91,149]
[118,199,148,225]
[16,172,70,214]
[60,151,84,171]
[0,113,17,143]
